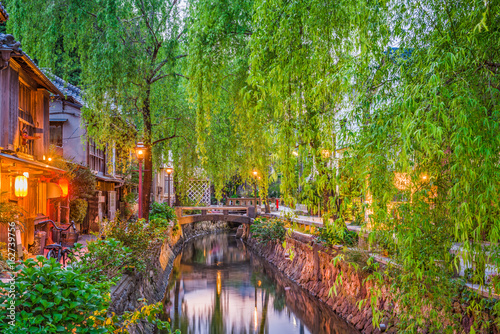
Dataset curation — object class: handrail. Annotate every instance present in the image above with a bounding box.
[175,206,255,224]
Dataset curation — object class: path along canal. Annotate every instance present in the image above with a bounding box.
[161,231,360,334]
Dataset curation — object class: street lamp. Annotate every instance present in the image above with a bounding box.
[166,166,173,207]
[252,170,258,211]
[135,142,146,219]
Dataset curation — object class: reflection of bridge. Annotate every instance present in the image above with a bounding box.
[175,206,256,225]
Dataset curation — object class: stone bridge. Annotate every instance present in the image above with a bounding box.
[174,206,256,225]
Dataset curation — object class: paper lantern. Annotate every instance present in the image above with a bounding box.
[58,178,69,197]
[14,175,28,198]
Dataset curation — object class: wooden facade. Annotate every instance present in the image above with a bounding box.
[0,7,66,253]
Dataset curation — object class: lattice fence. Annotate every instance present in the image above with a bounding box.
[186,179,211,205]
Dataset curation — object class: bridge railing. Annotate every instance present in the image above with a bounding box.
[225,198,279,211]
[174,206,255,225]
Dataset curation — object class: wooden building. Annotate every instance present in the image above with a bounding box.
[0,3,67,254]
[50,75,124,232]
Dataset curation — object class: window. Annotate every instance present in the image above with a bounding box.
[49,122,63,147]
[18,82,35,155]
[19,83,34,124]
[88,140,106,174]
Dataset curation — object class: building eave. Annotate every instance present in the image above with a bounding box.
[11,52,64,97]
[0,2,8,23]
[0,152,66,175]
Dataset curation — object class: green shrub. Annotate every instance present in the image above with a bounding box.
[101,217,169,273]
[316,221,358,247]
[75,238,133,284]
[0,252,179,333]
[150,201,176,222]
[70,199,88,225]
[250,217,286,244]
[150,202,177,229]
[0,256,109,333]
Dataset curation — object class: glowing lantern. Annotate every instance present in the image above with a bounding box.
[58,178,69,197]
[14,175,28,198]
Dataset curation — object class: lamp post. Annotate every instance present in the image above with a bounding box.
[166,167,173,207]
[135,142,146,219]
[252,170,258,211]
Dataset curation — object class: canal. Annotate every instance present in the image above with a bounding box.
[161,231,360,334]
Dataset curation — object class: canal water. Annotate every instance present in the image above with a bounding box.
[161,232,360,334]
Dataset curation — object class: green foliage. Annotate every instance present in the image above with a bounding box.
[10,0,500,330]
[0,256,109,333]
[0,242,8,272]
[71,168,97,200]
[76,239,133,284]
[250,217,286,244]
[150,201,177,225]
[0,255,179,333]
[7,0,198,220]
[101,217,169,273]
[186,0,500,331]
[70,199,88,225]
[316,222,359,248]
[0,192,24,228]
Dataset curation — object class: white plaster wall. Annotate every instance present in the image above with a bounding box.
[49,100,86,166]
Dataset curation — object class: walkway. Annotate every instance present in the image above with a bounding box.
[268,206,363,233]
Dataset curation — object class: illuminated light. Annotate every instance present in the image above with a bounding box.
[166,167,173,175]
[422,175,428,180]
[135,142,146,160]
[258,280,261,287]
[292,150,298,156]
[254,307,258,330]
[14,175,28,197]
[58,178,69,197]
[48,157,52,162]
[252,170,258,176]
[42,155,46,161]
[217,271,221,295]
[23,172,29,178]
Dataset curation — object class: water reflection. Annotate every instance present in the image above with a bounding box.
[162,232,359,334]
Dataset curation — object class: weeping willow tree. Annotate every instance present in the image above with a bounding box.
[186,0,265,201]
[7,0,198,219]
[187,0,382,224]
[188,0,500,331]
[343,1,500,331]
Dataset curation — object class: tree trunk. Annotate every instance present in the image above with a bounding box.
[142,84,153,221]
[142,151,153,221]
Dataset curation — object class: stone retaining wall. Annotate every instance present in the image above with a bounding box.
[244,232,387,334]
[110,220,232,333]
[244,227,500,334]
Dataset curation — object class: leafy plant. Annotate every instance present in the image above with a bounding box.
[487,274,500,295]
[75,239,133,284]
[316,221,358,247]
[70,199,88,225]
[0,255,179,333]
[0,256,109,333]
[250,217,286,244]
[0,193,25,229]
[150,201,177,228]
[100,217,169,273]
